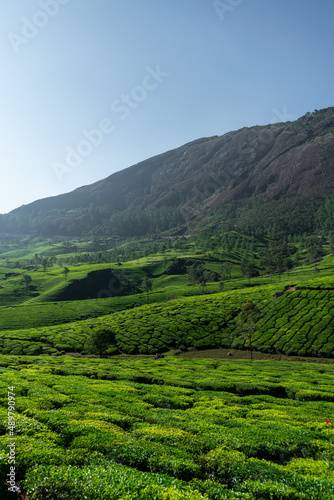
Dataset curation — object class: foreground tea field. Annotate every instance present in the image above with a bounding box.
[1,356,334,499]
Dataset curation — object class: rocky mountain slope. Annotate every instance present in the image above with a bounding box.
[2,107,334,236]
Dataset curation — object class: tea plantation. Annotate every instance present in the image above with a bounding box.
[1,274,334,357]
[1,233,334,497]
[1,355,334,499]
[1,230,334,358]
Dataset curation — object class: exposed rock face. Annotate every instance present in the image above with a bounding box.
[211,110,334,206]
[5,107,334,234]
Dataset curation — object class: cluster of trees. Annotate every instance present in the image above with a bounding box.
[211,192,323,236]
[186,263,221,292]
[258,241,295,280]
[2,189,334,239]
[315,193,334,231]
[3,229,331,284]
[0,205,184,238]
[102,207,184,237]
[2,207,334,292]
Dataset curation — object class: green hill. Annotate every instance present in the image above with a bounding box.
[1,269,334,357]
[0,221,333,358]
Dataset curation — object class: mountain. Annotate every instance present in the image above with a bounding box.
[1,107,334,237]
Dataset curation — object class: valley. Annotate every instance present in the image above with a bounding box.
[1,108,334,498]
[1,229,334,498]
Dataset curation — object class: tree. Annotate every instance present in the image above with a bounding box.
[274,254,286,282]
[63,267,70,280]
[22,274,32,290]
[241,259,256,285]
[186,263,208,285]
[330,236,334,254]
[314,265,320,275]
[142,277,152,304]
[86,328,116,357]
[49,256,56,267]
[221,261,232,280]
[237,301,260,360]
[186,264,201,284]
[42,258,48,273]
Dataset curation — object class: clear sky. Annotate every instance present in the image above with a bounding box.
[0,0,333,214]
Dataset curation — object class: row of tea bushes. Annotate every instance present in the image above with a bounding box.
[1,276,334,357]
[1,356,334,498]
[255,287,334,356]
[0,287,268,355]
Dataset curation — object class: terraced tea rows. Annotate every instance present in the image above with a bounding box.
[1,356,334,499]
[1,277,334,357]
[0,286,271,355]
[255,287,334,357]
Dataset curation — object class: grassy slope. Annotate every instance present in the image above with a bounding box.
[0,259,334,356]
[0,236,333,357]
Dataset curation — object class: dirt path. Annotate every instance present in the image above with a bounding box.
[178,348,334,363]
[67,348,334,364]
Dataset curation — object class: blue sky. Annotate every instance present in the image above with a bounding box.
[0,0,333,213]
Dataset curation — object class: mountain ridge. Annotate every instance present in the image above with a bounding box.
[2,107,334,236]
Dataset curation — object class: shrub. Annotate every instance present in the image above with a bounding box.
[85,328,116,356]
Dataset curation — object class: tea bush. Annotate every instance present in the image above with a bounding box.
[1,356,334,498]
